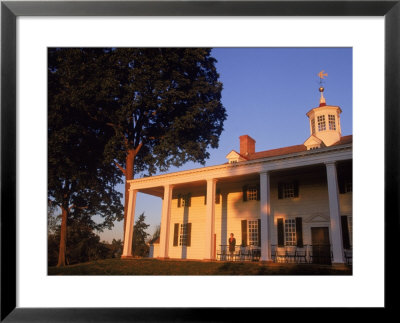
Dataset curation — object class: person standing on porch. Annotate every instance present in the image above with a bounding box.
[229,233,236,261]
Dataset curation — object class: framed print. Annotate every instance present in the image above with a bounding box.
[1,0,399,321]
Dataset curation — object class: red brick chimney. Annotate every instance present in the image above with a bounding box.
[239,135,256,156]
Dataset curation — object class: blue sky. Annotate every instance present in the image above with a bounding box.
[98,47,353,243]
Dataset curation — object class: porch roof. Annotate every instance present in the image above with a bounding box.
[128,135,352,190]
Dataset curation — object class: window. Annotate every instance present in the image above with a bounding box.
[248,220,259,246]
[317,115,326,131]
[243,185,260,201]
[283,183,295,198]
[284,219,296,246]
[345,179,352,193]
[247,187,258,201]
[173,223,191,247]
[278,182,299,199]
[179,224,188,246]
[311,118,316,134]
[328,114,336,130]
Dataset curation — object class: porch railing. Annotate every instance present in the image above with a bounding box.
[217,244,352,265]
[217,244,261,262]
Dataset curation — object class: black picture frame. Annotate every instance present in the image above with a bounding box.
[1,0,398,321]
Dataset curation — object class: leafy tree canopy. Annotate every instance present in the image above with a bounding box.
[89,48,227,176]
[48,48,124,266]
[48,48,123,228]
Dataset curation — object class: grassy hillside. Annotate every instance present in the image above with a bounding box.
[48,258,352,275]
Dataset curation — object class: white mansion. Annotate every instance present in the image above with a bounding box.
[122,87,352,265]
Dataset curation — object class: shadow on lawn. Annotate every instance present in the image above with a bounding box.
[213,262,352,275]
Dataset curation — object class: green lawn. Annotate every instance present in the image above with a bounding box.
[48,258,352,275]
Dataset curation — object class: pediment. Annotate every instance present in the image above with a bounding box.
[226,150,247,163]
[226,150,241,159]
[304,135,322,146]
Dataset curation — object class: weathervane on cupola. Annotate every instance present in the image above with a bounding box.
[318,70,328,107]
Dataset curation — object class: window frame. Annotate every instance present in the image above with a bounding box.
[328,114,336,130]
[247,220,259,246]
[247,186,258,201]
[283,183,295,198]
[284,218,296,246]
[317,115,326,131]
[311,118,316,134]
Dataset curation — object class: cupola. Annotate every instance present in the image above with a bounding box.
[304,71,342,149]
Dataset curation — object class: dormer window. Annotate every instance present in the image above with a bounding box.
[226,150,247,164]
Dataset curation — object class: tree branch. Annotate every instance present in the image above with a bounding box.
[106,122,117,128]
[134,142,143,155]
[114,161,127,176]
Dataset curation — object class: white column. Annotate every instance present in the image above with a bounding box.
[204,178,217,260]
[325,162,345,263]
[159,184,173,258]
[260,172,272,261]
[122,188,138,257]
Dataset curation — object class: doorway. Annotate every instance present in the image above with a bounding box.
[311,227,331,265]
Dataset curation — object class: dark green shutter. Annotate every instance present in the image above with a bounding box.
[187,193,191,207]
[341,216,350,249]
[295,217,303,247]
[277,218,284,247]
[278,183,283,199]
[241,220,247,246]
[242,185,248,202]
[293,181,299,197]
[204,192,207,205]
[256,183,260,200]
[173,223,179,246]
[215,189,220,204]
[177,194,181,207]
[186,223,192,247]
[258,219,261,247]
[338,176,346,194]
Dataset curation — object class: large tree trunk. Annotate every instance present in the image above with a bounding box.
[123,149,136,236]
[56,205,68,267]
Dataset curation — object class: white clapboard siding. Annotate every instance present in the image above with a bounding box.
[161,170,352,260]
[168,187,207,260]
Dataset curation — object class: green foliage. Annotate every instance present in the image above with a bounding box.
[54,48,227,176]
[109,239,123,258]
[48,48,124,229]
[47,48,226,262]
[131,213,150,257]
[47,212,124,266]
